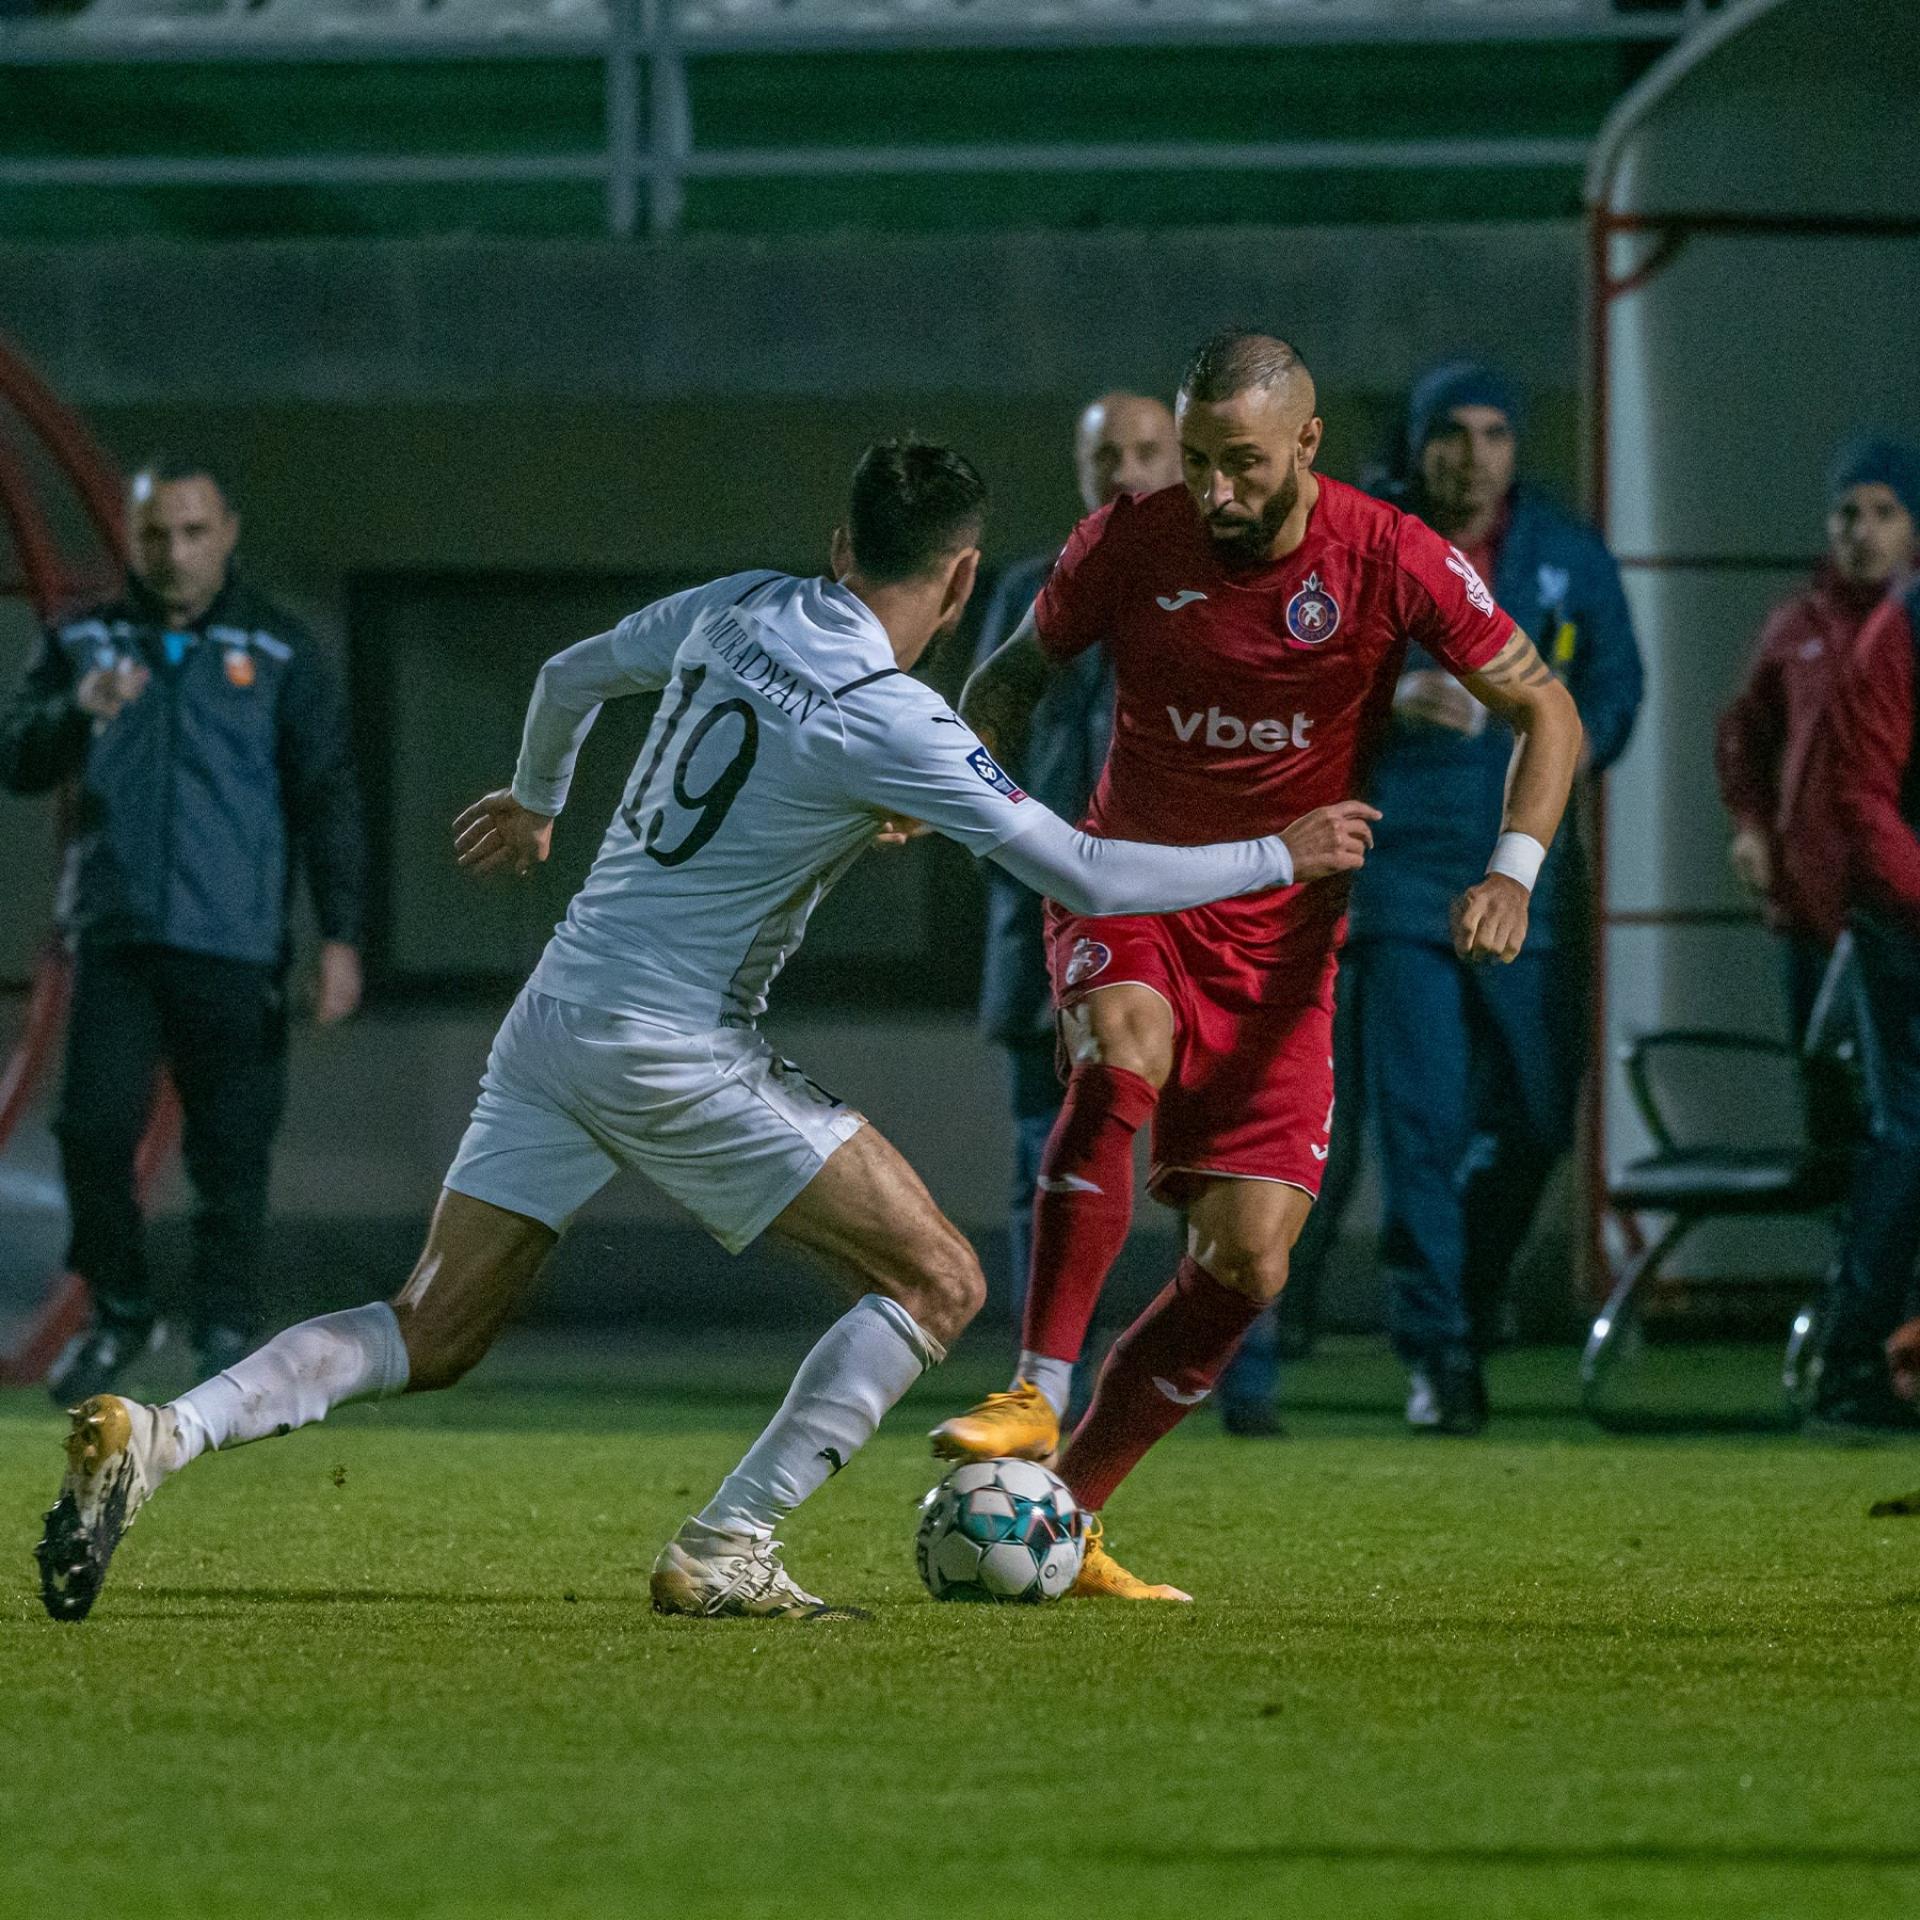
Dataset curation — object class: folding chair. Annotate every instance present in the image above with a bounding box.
[1581,937,1865,1427]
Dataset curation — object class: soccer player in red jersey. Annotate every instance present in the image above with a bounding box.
[932,331,1584,1597]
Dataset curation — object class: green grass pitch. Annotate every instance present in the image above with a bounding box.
[4,1335,1919,1920]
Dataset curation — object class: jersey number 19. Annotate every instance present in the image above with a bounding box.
[622,665,760,868]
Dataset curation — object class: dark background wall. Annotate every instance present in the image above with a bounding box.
[0,221,1581,1324]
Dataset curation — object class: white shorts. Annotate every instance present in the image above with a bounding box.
[443,988,866,1252]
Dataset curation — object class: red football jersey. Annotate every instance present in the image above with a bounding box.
[1033,475,1516,954]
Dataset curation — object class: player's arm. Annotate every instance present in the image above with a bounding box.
[986,799,1379,919]
[958,606,1060,772]
[456,611,686,879]
[1448,625,1584,964]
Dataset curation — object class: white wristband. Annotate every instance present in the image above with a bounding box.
[1486,831,1547,892]
[1270,836,1295,890]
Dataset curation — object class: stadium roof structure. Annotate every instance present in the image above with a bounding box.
[0,0,1724,239]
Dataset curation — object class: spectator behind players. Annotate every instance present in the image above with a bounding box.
[1819,571,1920,1430]
[1717,434,1919,1125]
[0,455,366,1402]
[1349,360,1643,1434]
[972,395,1176,1398]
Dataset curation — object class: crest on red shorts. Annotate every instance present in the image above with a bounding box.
[1284,572,1340,648]
[1064,938,1111,989]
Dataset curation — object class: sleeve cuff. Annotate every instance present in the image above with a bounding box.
[511,774,567,817]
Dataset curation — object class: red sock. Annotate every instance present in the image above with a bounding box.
[1021,1064,1159,1362]
[1057,1257,1265,1512]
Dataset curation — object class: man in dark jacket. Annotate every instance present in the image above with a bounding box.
[1821,575,1920,1430]
[0,455,366,1399]
[1348,361,1643,1434]
[975,393,1196,1410]
[1717,436,1918,1081]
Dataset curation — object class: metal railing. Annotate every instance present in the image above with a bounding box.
[0,0,1721,237]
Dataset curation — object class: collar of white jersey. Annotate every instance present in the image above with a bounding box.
[808,576,902,676]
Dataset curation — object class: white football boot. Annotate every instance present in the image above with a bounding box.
[1405,1369,1441,1430]
[37,1394,180,1622]
[649,1524,869,1621]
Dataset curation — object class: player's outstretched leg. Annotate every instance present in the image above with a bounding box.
[652,1126,984,1621]
[931,982,1169,1463]
[1058,1180,1310,1601]
[36,1189,554,1622]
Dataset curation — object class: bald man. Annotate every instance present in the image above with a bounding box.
[972,393,1179,1407]
[939,330,1582,1592]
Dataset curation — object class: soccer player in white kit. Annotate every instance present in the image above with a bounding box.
[36,441,1377,1622]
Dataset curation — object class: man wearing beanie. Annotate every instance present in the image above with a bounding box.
[1350,359,1643,1434]
[1717,434,1919,1101]
[1820,568,1920,1430]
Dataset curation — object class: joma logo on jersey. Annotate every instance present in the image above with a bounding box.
[1445,548,1496,616]
[1168,707,1314,752]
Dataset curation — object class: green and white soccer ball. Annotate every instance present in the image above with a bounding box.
[915,1457,1088,1604]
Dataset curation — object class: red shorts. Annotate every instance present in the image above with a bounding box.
[1045,901,1338,1204]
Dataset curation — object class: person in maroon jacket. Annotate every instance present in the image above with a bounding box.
[1821,571,1920,1429]
[1717,437,1918,1087]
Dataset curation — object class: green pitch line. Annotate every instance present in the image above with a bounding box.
[3,1338,1918,1920]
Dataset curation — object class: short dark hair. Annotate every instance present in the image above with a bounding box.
[130,452,233,504]
[1179,330,1307,405]
[847,438,988,584]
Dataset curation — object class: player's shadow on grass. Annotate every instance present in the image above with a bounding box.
[1123,1842,1920,1870]
[115,1585,583,1616]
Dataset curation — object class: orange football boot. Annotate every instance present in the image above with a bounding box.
[1071,1517,1192,1602]
[929,1381,1060,1463]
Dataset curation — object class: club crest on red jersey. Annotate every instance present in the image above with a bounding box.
[1284,571,1340,648]
[1064,937,1111,989]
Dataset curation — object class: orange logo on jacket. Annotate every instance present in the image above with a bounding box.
[224,650,256,689]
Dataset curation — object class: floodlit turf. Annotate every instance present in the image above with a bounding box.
[4,1335,1919,1920]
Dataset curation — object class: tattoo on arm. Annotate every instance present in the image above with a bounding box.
[959,613,1055,766]
[1462,628,1557,717]
[1477,629,1555,689]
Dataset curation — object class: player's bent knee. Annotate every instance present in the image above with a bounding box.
[894,1229,986,1349]
[386,1301,484,1395]
[1067,988,1175,1087]
[1202,1245,1290,1305]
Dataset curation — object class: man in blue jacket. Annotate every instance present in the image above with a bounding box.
[1349,361,1643,1434]
[1,455,366,1401]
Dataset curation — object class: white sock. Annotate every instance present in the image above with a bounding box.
[1017,1351,1074,1420]
[166,1304,411,1471]
[692,1295,943,1541]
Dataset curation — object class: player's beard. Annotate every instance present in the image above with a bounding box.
[1205,467,1300,566]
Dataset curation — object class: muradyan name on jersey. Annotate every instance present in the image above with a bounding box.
[707,613,824,726]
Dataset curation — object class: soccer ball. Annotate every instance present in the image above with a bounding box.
[915,1457,1088,1604]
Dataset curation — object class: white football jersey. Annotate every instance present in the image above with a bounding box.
[521,571,1043,1028]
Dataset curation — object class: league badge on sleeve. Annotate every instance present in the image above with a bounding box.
[1284,572,1340,648]
[966,745,1027,803]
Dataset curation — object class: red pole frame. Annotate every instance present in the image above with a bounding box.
[0,332,169,1386]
